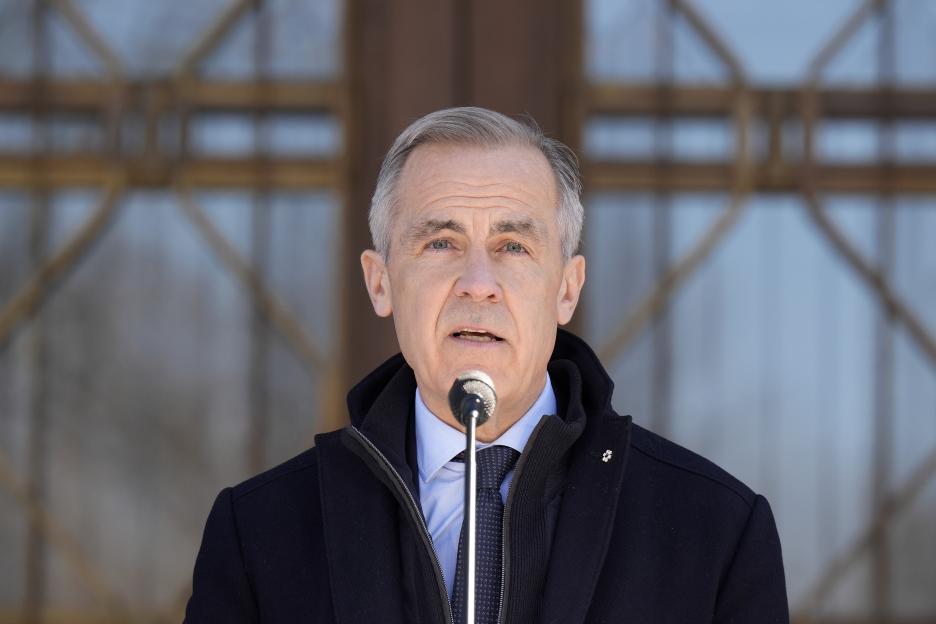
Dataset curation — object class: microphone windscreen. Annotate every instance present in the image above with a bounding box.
[448,370,497,426]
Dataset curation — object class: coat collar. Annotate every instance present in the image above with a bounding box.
[330,328,630,624]
[345,327,615,430]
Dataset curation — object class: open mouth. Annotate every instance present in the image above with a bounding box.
[451,329,504,343]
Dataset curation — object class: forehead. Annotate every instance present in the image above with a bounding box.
[395,142,558,223]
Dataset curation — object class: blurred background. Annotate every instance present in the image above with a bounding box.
[0,0,934,621]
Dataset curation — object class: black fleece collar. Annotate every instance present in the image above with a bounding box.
[346,328,614,431]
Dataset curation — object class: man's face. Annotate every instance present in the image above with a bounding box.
[361,143,585,439]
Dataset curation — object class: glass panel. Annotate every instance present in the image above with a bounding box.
[0,0,35,76]
[587,0,727,83]
[818,119,880,163]
[894,0,936,85]
[189,113,340,157]
[894,122,936,162]
[582,194,913,611]
[584,117,733,161]
[0,192,34,605]
[822,11,878,85]
[0,114,35,152]
[35,191,254,606]
[202,0,342,79]
[583,117,657,159]
[686,0,863,83]
[586,0,661,81]
[46,7,105,76]
[671,118,732,160]
[76,0,232,77]
[46,114,103,153]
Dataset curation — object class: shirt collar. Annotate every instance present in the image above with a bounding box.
[415,372,557,483]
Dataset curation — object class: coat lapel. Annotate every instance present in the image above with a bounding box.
[538,411,632,623]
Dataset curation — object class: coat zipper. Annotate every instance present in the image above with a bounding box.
[348,426,454,624]
[496,417,547,624]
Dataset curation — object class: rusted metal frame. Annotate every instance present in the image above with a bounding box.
[23,202,51,624]
[23,4,52,618]
[45,0,124,80]
[42,0,127,168]
[795,0,936,616]
[597,0,754,364]
[174,0,254,193]
[669,0,745,83]
[319,0,353,437]
[0,79,343,112]
[9,79,936,118]
[585,162,936,193]
[798,2,936,371]
[0,451,135,620]
[11,155,936,192]
[175,186,329,375]
[586,83,936,118]
[248,0,272,475]
[175,0,255,79]
[0,155,340,188]
[0,177,125,351]
[793,445,936,619]
[870,1,896,618]
[806,0,884,87]
[649,0,675,437]
[870,204,896,621]
[795,195,936,417]
[597,116,755,361]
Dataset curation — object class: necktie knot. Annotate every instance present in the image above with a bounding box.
[475,445,520,490]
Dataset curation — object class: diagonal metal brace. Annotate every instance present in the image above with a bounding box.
[0,177,125,352]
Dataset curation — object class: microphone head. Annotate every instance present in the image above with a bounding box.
[448,370,497,426]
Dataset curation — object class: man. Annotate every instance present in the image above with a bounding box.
[185,107,788,623]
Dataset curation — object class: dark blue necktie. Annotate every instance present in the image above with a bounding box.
[451,445,521,624]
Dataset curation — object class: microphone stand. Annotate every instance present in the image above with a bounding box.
[460,395,484,624]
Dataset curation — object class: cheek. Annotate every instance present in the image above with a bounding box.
[504,266,562,325]
[393,265,453,330]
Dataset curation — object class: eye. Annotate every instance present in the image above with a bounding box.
[502,241,527,254]
[427,239,452,251]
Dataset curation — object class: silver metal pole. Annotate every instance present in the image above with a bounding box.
[463,407,479,624]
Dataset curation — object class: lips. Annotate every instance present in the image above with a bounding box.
[450,328,504,343]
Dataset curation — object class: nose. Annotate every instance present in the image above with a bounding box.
[454,248,502,302]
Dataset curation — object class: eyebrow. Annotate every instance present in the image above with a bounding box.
[401,219,466,247]
[491,217,545,242]
[401,216,547,247]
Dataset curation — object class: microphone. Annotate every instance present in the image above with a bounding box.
[447,370,496,624]
[448,370,497,427]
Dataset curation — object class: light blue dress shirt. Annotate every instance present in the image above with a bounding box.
[414,373,557,598]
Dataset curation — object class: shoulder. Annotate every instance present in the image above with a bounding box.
[228,446,321,509]
[626,420,757,511]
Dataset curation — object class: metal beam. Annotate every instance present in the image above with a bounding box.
[47,0,124,80]
[0,177,124,350]
[175,186,330,374]
[6,79,936,119]
[0,452,133,620]
[597,87,756,363]
[0,156,339,189]
[175,0,254,78]
[587,83,936,119]
[586,161,936,194]
[0,79,342,112]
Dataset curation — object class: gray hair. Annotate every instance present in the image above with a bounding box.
[369,106,584,261]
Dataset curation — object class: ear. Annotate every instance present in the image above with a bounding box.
[556,254,586,326]
[360,249,393,317]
